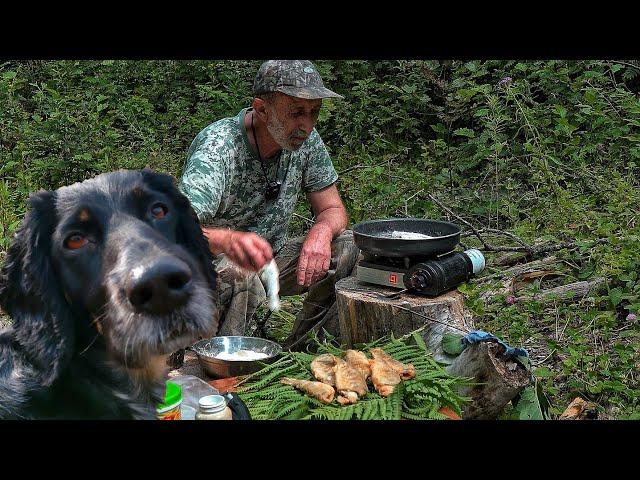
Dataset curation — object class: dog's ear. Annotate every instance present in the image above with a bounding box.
[140,170,217,291]
[0,190,75,386]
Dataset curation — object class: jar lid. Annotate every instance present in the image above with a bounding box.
[157,381,182,410]
[198,394,226,412]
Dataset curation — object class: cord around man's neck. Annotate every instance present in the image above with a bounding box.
[251,109,272,181]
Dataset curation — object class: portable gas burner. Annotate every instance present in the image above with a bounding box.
[353,218,485,297]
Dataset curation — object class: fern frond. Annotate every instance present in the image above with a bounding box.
[237,329,470,420]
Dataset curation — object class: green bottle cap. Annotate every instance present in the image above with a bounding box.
[157,381,181,410]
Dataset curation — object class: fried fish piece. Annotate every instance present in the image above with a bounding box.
[369,357,401,397]
[334,357,368,401]
[344,349,371,381]
[280,377,335,404]
[336,391,359,405]
[370,347,416,380]
[310,353,338,386]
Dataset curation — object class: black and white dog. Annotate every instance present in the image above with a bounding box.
[0,169,219,419]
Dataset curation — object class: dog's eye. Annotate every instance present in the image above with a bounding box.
[65,234,88,250]
[151,203,168,219]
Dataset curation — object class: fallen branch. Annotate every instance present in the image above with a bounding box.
[514,278,607,305]
[490,252,529,267]
[477,256,560,284]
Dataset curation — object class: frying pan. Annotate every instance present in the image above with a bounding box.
[352,218,461,258]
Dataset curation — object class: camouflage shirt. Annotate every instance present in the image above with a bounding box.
[179,108,338,253]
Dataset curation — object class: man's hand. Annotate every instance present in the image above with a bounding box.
[297,183,349,287]
[203,227,273,272]
[297,223,333,287]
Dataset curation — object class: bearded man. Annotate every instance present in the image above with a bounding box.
[179,60,358,350]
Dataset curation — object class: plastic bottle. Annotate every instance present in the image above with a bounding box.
[156,381,182,420]
[195,394,233,420]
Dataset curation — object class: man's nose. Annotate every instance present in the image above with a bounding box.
[299,117,315,134]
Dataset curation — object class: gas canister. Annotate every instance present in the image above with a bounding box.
[404,249,485,296]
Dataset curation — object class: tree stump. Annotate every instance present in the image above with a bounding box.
[446,342,531,419]
[335,276,472,364]
[335,276,531,419]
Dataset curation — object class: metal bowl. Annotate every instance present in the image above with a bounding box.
[190,336,282,379]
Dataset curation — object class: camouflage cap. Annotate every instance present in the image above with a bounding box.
[253,60,344,100]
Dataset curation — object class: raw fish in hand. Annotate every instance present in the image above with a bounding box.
[280,377,335,404]
[259,259,281,311]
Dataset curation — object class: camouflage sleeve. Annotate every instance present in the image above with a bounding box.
[178,143,226,224]
[302,130,338,193]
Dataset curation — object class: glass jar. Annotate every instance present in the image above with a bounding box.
[195,394,233,420]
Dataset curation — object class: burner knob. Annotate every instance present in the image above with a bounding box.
[407,269,430,290]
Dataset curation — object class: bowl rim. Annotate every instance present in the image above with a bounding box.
[190,336,282,361]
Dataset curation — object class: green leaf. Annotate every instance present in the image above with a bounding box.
[609,287,624,307]
[430,123,446,134]
[512,385,545,420]
[536,379,551,419]
[0,160,18,173]
[2,71,17,80]
[533,367,555,378]
[577,264,595,280]
[442,334,465,356]
[456,89,478,99]
[584,89,598,103]
[453,128,475,138]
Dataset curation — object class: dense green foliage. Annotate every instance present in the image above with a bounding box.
[238,333,470,420]
[1,60,639,418]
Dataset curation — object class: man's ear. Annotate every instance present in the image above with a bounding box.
[252,97,270,122]
[251,96,279,123]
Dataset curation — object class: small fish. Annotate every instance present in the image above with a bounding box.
[280,377,335,404]
[259,259,281,311]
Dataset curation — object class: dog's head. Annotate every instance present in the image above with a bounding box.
[0,169,219,383]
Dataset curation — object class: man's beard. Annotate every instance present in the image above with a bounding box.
[266,114,308,151]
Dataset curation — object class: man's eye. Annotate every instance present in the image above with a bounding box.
[65,234,89,250]
[151,203,168,219]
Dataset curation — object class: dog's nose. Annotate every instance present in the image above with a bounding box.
[126,257,193,314]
